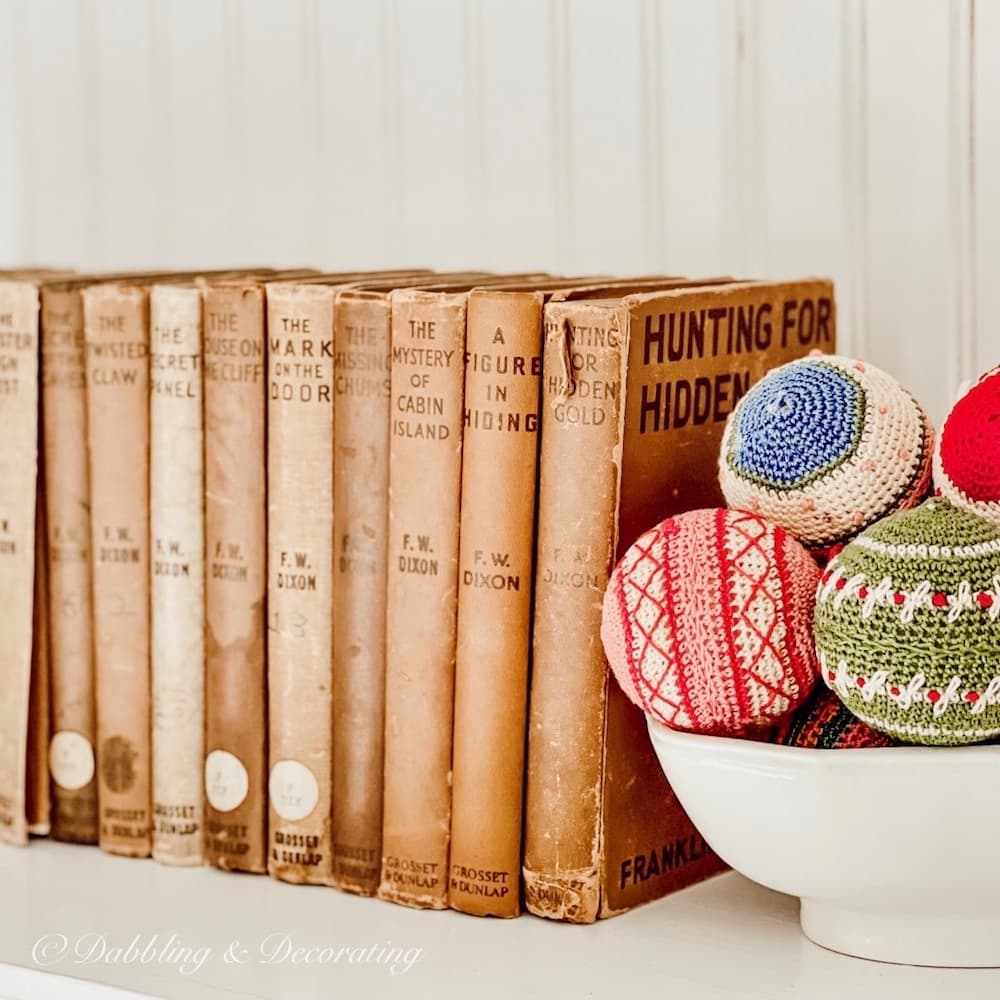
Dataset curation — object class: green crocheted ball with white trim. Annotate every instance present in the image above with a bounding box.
[814,497,1000,745]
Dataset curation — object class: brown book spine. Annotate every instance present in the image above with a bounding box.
[0,283,40,846]
[203,283,268,873]
[600,280,835,916]
[330,295,390,895]
[448,290,544,918]
[83,283,152,858]
[27,490,51,836]
[265,283,334,885]
[379,291,468,909]
[522,302,626,922]
[150,285,205,865]
[40,287,98,843]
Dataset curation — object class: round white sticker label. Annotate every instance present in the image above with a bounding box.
[268,760,319,822]
[49,731,95,791]
[204,750,250,813]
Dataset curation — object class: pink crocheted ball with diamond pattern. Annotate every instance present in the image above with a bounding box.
[601,508,821,735]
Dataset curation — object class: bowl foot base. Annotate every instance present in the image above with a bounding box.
[800,899,1000,967]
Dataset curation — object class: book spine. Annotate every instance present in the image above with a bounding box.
[448,291,544,918]
[330,296,391,895]
[598,280,834,916]
[0,283,40,846]
[203,284,268,874]
[265,284,334,886]
[40,287,98,843]
[522,302,626,923]
[379,292,467,909]
[149,285,205,865]
[26,490,51,836]
[83,284,152,858]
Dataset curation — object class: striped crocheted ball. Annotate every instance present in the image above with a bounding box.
[814,497,1000,746]
[601,508,821,735]
[771,685,898,749]
[935,367,1000,529]
[719,354,934,551]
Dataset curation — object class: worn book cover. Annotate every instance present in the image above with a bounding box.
[203,278,272,874]
[150,282,206,866]
[83,281,154,858]
[40,281,99,843]
[0,281,41,846]
[525,279,836,919]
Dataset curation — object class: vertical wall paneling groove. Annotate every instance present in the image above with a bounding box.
[315,1,394,269]
[378,0,404,267]
[548,0,574,273]
[0,1,15,266]
[462,1,486,264]
[657,0,727,277]
[479,0,557,271]
[839,0,868,360]
[948,0,977,392]
[148,0,175,263]
[638,0,665,269]
[159,1,230,269]
[562,0,644,275]
[721,0,763,276]
[221,0,250,264]
[5,1,33,265]
[237,0,319,267]
[865,0,953,425]
[974,0,1000,375]
[297,0,326,266]
[394,0,468,269]
[756,1,843,320]
[90,0,162,269]
[17,0,96,268]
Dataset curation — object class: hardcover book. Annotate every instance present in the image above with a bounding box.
[149,282,206,865]
[0,280,41,846]
[40,280,99,843]
[82,281,154,857]
[524,278,836,919]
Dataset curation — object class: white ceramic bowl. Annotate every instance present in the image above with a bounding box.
[647,720,1000,967]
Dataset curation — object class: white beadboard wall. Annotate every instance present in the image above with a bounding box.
[0,0,996,423]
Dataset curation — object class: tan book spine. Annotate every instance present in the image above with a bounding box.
[27,493,51,836]
[330,295,390,895]
[40,286,98,843]
[379,291,468,909]
[265,283,334,885]
[448,290,544,918]
[203,283,268,873]
[149,285,205,865]
[83,283,152,858]
[522,302,627,922]
[0,283,40,846]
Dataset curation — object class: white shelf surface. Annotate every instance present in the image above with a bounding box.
[0,840,998,1000]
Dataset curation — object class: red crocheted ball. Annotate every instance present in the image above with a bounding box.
[601,508,821,735]
[935,367,1000,528]
[771,686,899,749]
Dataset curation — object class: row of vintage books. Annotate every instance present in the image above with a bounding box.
[0,267,835,920]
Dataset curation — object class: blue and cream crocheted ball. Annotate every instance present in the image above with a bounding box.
[719,354,934,550]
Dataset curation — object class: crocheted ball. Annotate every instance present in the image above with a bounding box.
[771,685,898,749]
[601,508,821,735]
[719,354,934,551]
[935,367,1000,529]
[815,497,1000,745]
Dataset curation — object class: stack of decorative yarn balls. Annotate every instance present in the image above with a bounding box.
[601,352,1000,749]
